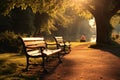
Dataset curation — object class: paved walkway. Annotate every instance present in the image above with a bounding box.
[44,43,120,80]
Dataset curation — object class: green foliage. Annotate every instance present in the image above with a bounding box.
[0,31,21,53]
[0,15,12,32]
[0,0,9,15]
[0,0,88,35]
[111,12,120,27]
[0,63,17,75]
[0,0,120,44]
[0,53,26,80]
[34,12,57,35]
[10,6,35,35]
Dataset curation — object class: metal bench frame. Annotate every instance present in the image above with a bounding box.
[18,37,62,72]
[53,36,71,54]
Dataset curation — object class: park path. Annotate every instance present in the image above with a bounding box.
[44,43,120,80]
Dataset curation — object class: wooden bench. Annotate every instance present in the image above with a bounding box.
[53,36,71,54]
[18,37,62,72]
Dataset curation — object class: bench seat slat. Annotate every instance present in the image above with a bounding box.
[43,49,61,56]
[27,49,61,57]
[59,43,70,46]
[26,44,45,48]
[27,50,42,56]
[22,37,44,41]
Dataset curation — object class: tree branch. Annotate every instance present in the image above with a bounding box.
[85,5,95,15]
[80,2,95,16]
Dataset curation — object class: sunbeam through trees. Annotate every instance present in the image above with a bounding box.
[0,0,120,45]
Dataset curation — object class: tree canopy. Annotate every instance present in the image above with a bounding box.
[0,0,120,44]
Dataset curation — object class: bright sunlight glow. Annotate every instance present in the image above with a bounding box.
[89,18,96,28]
[89,18,96,42]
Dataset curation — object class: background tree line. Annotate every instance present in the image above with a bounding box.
[0,1,93,41]
[0,0,120,53]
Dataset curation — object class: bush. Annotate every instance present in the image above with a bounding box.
[0,31,21,53]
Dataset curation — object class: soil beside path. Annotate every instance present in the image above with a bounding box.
[44,43,120,80]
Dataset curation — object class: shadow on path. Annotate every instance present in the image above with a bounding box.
[89,44,120,57]
[44,43,120,80]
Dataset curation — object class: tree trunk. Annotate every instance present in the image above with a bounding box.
[94,13,113,45]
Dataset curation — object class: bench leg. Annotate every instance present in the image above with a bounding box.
[64,45,71,54]
[25,57,29,71]
[62,45,70,54]
[63,45,66,53]
[58,52,62,63]
[42,56,48,73]
[67,46,71,53]
[69,46,71,51]
[46,56,49,62]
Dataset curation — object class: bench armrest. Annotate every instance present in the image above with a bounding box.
[46,43,57,45]
[63,40,71,45]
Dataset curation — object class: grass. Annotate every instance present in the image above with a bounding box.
[0,53,26,80]
[70,42,95,48]
[0,42,93,80]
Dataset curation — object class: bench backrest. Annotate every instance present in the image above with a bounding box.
[18,37,46,55]
[22,37,45,47]
[54,36,64,43]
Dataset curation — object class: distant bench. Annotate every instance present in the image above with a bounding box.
[53,36,71,54]
[18,37,62,72]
